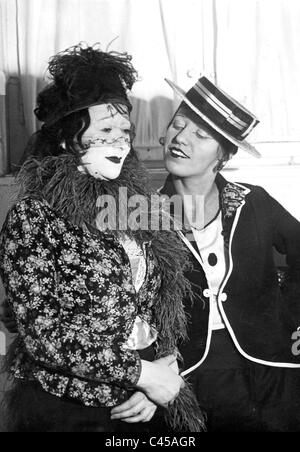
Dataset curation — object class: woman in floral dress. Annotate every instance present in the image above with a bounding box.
[0,44,204,432]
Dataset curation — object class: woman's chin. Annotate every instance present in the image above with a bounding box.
[164,157,191,177]
[96,169,123,181]
[101,174,120,181]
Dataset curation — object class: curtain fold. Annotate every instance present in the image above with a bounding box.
[0,71,9,175]
[214,0,300,143]
[0,0,299,175]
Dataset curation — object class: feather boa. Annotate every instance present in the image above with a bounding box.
[14,151,206,432]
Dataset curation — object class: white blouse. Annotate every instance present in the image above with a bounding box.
[120,236,158,350]
[192,211,226,330]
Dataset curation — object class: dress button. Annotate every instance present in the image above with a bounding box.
[203,289,211,298]
[220,293,228,302]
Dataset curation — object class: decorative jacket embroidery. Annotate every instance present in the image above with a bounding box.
[221,182,247,219]
[219,182,248,248]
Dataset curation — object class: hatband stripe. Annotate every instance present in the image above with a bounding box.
[192,84,244,133]
[194,81,249,129]
[240,117,259,138]
[195,81,232,115]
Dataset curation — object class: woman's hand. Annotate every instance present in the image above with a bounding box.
[137,355,184,407]
[111,391,157,423]
[0,299,17,333]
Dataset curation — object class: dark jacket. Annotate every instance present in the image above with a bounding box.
[160,174,300,376]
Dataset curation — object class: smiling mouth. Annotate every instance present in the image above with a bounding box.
[169,147,190,159]
[106,156,123,164]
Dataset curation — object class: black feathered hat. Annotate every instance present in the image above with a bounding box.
[35,43,138,127]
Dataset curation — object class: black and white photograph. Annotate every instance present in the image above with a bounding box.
[0,0,300,436]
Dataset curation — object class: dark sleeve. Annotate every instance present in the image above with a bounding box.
[0,199,141,388]
[258,187,300,281]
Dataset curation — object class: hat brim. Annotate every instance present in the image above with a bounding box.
[165,78,261,159]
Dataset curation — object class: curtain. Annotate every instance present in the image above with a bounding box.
[0,0,300,174]
[213,0,300,143]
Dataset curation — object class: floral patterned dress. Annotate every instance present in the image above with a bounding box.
[0,197,162,407]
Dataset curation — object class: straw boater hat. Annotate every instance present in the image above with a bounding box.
[165,76,261,158]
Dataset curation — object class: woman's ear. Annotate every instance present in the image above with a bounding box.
[216,144,222,156]
[217,145,227,162]
[217,145,234,163]
[213,145,228,173]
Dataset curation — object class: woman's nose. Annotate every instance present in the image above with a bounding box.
[173,128,188,145]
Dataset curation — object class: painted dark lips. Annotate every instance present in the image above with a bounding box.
[169,146,190,159]
[106,156,122,164]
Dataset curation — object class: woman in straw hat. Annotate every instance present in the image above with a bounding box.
[0,44,205,432]
[158,76,300,431]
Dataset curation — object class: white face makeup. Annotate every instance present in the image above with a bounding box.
[78,104,131,180]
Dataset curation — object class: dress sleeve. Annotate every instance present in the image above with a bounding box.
[0,199,141,388]
[262,190,300,282]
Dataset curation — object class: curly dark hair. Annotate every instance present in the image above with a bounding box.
[21,43,138,161]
